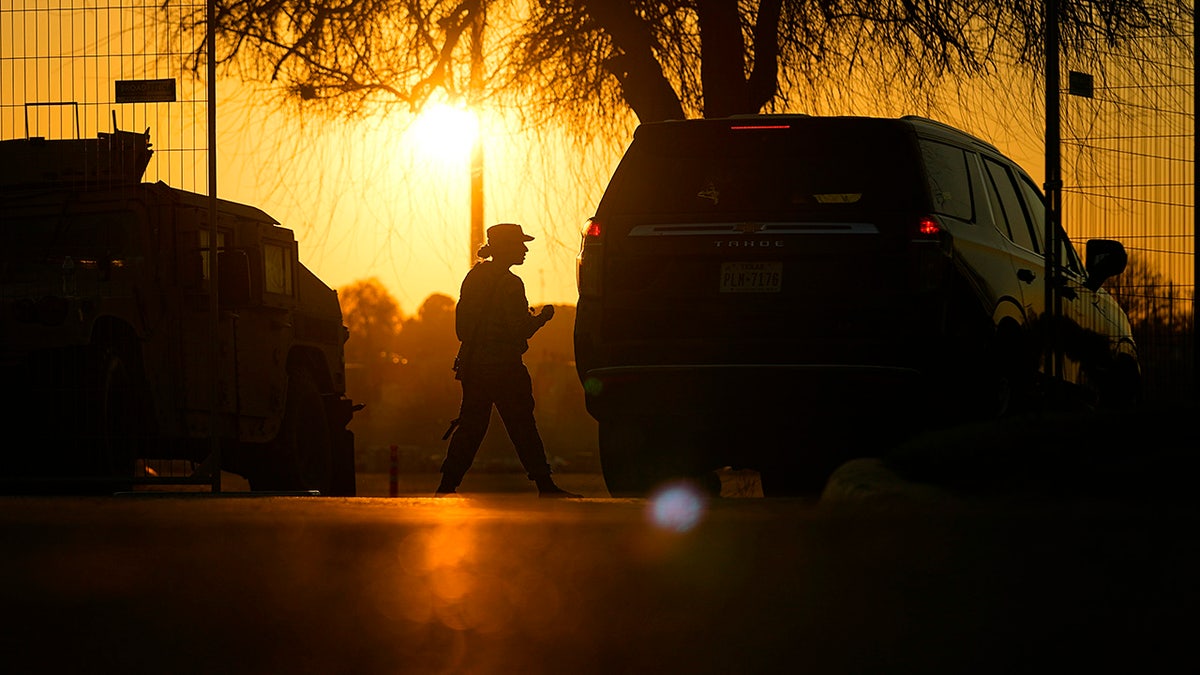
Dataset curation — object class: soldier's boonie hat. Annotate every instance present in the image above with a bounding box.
[486,223,535,245]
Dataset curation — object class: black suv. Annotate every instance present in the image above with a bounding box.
[574,114,1140,496]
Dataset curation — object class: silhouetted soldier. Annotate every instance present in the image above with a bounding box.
[437,223,582,498]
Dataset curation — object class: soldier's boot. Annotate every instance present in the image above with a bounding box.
[435,473,461,497]
[535,475,582,499]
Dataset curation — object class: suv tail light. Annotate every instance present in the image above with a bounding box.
[917,215,942,237]
[912,215,952,250]
[577,217,604,298]
[912,215,952,291]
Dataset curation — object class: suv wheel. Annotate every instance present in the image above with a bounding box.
[599,417,656,497]
[600,416,727,498]
[601,417,703,497]
[968,319,1031,421]
[1094,353,1141,410]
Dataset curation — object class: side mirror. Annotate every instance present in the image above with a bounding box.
[1084,239,1128,291]
[218,249,252,309]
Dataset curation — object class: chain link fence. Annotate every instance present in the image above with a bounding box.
[2,1,214,490]
[1061,16,1195,403]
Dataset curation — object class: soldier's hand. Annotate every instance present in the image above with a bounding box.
[539,305,555,322]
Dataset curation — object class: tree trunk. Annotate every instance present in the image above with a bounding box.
[697,0,747,118]
[747,0,784,112]
[584,0,685,123]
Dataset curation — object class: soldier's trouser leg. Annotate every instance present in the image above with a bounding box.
[440,377,494,489]
[494,365,553,481]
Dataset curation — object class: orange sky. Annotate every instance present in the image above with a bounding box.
[213,84,624,312]
[2,5,1191,314]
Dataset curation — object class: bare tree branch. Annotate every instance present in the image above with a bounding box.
[168,0,1192,133]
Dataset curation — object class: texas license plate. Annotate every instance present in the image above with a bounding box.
[720,261,782,293]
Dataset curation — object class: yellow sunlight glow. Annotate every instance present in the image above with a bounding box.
[407,102,480,166]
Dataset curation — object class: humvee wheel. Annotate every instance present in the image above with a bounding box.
[253,367,333,494]
[75,342,139,493]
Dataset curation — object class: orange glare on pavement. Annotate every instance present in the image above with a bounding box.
[382,502,570,638]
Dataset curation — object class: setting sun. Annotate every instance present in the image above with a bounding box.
[407,102,479,165]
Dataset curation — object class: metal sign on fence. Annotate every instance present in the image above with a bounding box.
[115,78,177,104]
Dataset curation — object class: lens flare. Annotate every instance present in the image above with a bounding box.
[646,481,708,533]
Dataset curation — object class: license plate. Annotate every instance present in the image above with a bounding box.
[720,262,782,293]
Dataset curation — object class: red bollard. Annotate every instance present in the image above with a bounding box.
[389,445,399,498]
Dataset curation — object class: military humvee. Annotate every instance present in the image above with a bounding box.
[0,128,357,494]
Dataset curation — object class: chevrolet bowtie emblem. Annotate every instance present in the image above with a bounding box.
[735,222,765,233]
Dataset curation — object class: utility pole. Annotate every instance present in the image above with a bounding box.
[468,5,485,265]
[206,0,222,492]
[1044,0,1063,390]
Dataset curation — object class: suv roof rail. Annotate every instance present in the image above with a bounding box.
[726,113,811,119]
[901,115,1002,154]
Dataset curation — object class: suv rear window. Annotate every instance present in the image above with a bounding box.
[597,118,923,220]
[919,140,975,221]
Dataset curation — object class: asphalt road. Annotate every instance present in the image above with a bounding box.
[2,468,1198,675]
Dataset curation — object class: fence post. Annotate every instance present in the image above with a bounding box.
[389,445,399,497]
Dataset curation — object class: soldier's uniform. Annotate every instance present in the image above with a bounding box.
[437,224,580,498]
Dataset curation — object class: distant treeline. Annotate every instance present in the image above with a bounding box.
[1105,256,1197,403]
